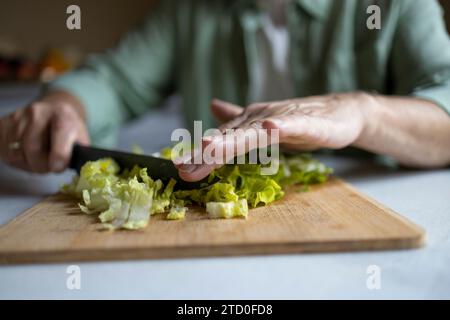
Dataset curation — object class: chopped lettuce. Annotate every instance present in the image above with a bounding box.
[206,199,248,219]
[62,151,332,230]
[166,206,187,220]
[97,176,154,230]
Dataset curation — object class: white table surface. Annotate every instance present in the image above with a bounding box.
[0,85,449,299]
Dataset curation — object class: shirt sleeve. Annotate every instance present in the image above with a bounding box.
[391,0,450,116]
[48,1,176,146]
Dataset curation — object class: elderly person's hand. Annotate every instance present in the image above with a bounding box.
[0,91,89,173]
[177,91,450,181]
[213,93,370,150]
[176,92,373,181]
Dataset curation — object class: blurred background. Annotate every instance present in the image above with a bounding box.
[0,0,449,84]
[0,0,156,83]
[0,0,449,152]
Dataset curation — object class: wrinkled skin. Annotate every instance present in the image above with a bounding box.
[176,93,370,181]
[0,91,89,173]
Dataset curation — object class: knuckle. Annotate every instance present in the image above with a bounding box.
[249,120,263,129]
[59,104,75,118]
[28,102,41,119]
[53,108,77,128]
[29,101,41,110]
[54,117,76,133]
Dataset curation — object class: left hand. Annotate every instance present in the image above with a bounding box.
[177,92,373,181]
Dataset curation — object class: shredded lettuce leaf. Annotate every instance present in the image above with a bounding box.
[206,200,248,219]
[167,206,187,220]
[62,152,331,230]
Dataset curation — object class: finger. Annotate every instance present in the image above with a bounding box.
[178,163,218,182]
[175,138,222,181]
[262,115,332,147]
[211,99,248,132]
[22,105,51,173]
[176,128,273,181]
[262,116,308,141]
[217,102,272,132]
[48,112,78,172]
[280,142,320,151]
[210,99,243,123]
[217,115,248,132]
[2,111,29,169]
[76,123,90,146]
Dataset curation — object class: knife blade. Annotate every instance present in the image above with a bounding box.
[69,144,208,190]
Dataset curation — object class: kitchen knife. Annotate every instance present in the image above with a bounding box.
[69,144,208,190]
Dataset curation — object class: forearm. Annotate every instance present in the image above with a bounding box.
[354,94,450,168]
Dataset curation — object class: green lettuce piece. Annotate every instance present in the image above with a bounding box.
[62,158,155,230]
[206,163,284,208]
[100,177,154,230]
[151,178,176,214]
[273,154,333,186]
[172,188,208,205]
[206,199,248,219]
[166,206,187,220]
[62,150,332,230]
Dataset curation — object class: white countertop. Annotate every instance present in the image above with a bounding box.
[0,86,449,299]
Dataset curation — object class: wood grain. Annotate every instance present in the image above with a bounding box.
[0,178,425,264]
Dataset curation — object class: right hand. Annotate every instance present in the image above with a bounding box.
[0,91,90,173]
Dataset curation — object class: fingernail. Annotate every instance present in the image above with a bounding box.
[178,164,198,173]
[51,160,65,172]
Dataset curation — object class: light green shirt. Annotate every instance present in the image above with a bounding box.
[50,0,450,147]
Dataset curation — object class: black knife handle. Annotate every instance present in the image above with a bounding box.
[69,144,209,190]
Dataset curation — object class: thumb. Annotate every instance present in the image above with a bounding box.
[210,99,243,123]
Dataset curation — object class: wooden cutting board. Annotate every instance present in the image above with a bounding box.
[0,178,425,264]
